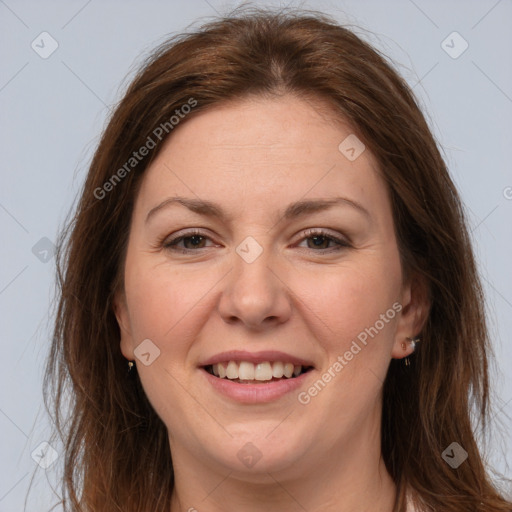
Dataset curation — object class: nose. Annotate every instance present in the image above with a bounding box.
[217,240,292,331]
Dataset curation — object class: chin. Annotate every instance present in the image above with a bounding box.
[202,429,313,477]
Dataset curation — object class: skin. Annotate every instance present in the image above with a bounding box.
[114,94,428,512]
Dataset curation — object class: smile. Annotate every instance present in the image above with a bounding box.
[204,360,313,384]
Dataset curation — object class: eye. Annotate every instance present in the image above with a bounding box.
[296,228,351,252]
[161,228,350,254]
[162,229,215,253]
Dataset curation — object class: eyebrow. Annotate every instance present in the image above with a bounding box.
[145,195,370,225]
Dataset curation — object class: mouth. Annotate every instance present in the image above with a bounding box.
[199,350,316,403]
[203,361,314,384]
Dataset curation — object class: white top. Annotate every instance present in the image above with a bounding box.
[405,489,418,512]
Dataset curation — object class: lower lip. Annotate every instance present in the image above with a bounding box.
[201,368,312,403]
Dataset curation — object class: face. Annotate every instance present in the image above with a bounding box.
[114,94,424,480]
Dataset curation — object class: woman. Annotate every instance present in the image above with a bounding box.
[45,6,512,512]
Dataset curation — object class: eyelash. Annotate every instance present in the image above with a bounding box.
[161,228,351,254]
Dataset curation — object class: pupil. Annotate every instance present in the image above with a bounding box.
[185,235,204,248]
[310,236,328,249]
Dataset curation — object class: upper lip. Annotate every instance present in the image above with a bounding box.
[199,350,315,368]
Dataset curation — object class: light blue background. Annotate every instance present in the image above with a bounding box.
[1,0,511,510]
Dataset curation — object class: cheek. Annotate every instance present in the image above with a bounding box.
[292,260,401,350]
[125,260,208,343]
[293,265,402,417]
[123,263,205,421]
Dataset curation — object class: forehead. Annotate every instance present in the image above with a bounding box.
[162,94,354,160]
[134,94,389,225]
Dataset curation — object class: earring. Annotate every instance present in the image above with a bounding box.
[127,360,135,372]
[404,336,421,367]
[401,340,411,366]
[407,336,421,350]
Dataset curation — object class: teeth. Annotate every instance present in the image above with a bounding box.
[238,361,255,380]
[226,361,238,379]
[272,361,284,378]
[210,361,307,381]
[283,363,294,378]
[255,362,273,381]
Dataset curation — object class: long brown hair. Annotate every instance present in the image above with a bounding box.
[44,6,512,511]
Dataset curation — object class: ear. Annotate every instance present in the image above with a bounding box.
[391,272,430,359]
[113,289,135,360]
